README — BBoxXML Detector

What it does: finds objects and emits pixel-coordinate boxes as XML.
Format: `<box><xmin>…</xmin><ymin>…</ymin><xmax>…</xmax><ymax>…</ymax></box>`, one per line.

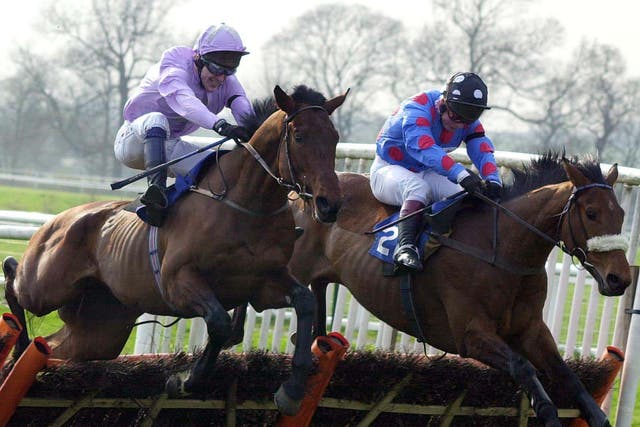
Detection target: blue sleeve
<box><xmin>402</xmin><ymin>101</ymin><xmax>466</xmax><ymax>182</ymax></box>
<box><xmin>464</xmin><ymin>123</ymin><xmax>501</xmax><ymax>184</ymax></box>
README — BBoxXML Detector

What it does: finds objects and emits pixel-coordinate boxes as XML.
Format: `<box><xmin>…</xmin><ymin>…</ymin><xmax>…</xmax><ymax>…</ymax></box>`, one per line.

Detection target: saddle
<box><xmin>124</xmin><ymin>149</ymin><xmax>231</xmax><ymax>223</ymax></box>
<box><xmin>368</xmin><ymin>193</ymin><xmax>468</xmax><ymax>277</ymax></box>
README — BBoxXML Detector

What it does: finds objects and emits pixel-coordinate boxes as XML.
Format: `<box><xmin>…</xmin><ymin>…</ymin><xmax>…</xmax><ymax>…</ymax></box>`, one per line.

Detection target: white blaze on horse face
<box><xmin>587</xmin><ymin>234</ymin><xmax>629</xmax><ymax>252</ymax></box>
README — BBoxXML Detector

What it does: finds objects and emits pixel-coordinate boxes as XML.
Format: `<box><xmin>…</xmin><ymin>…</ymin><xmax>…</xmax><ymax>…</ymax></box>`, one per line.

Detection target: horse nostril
<box><xmin>607</xmin><ymin>274</ymin><xmax>619</xmax><ymax>284</ymax></box>
<box><xmin>316</xmin><ymin>197</ymin><xmax>330</xmax><ymax>214</ymax></box>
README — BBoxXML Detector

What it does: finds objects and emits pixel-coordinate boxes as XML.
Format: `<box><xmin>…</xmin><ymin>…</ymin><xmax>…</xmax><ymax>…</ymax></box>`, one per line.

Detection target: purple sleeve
<box><xmin>223</xmin><ymin>78</ymin><xmax>255</xmax><ymax>126</ymax></box>
<box><xmin>157</xmin><ymin>56</ymin><xmax>219</xmax><ymax>130</ymax></box>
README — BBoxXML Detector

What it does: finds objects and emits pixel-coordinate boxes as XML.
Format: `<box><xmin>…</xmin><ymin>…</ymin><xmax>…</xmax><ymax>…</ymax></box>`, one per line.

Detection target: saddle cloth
<box><xmin>368</xmin><ymin>192</ymin><xmax>466</xmax><ymax>265</ymax></box>
<box><xmin>126</xmin><ymin>149</ymin><xmax>228</xmax><ymax>223</ymax></box>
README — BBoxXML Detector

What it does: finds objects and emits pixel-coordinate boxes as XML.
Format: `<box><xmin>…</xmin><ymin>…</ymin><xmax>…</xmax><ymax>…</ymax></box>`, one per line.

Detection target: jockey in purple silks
<box><xmin>114</xmin><ymin>23</ymin><xmax>255</xmax><ymax>227</ymax></box>
<box><xmin>370</xmin><ymin>72</ymin><xmax>502</xmax><ymax>272</ymax></box>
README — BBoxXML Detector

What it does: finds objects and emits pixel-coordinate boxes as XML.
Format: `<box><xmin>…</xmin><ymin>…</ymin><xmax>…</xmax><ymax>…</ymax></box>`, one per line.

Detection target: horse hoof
<box><xmin>3</xmin><ymin>256</ymin><xmax>18</xmax><ymax>278</ymax></box>
<box><xmin>165</xmin><ymin>372</ymin><xmax>189</xmax><ymax>398</ymax></box>
<box><xmin>274</xmin><ymin>385</ymin><xmax>302</xmax><ymax>416</ymax></box>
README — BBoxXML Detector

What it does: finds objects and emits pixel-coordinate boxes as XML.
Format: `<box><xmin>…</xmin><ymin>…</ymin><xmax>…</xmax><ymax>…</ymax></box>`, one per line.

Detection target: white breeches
<box><xmin>369</xmin><ymin>155</ymin><xmax>462</xmax><ymax>207</ymax></box>
<box><xmin>113</xmin><ymin>112</ymin><xmax>212</xmax><ymax>177</ymax></box>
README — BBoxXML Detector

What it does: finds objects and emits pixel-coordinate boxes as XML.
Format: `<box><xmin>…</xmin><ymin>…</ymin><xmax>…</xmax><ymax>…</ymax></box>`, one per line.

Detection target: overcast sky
<box><xmin>2</xmin><ymin>0</ymin><xmax>638</xmax><ymax>80</ymax></box>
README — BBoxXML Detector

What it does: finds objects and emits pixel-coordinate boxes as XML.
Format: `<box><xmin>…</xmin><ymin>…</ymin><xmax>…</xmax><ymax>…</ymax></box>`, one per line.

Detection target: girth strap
<box><xmin>432</xmin><ymin>233</ymin><xmax>545</xmax><ymax>276</ymax></box>
<box><xmin>399</xmin><ymin>273</ymin><xmax>428</xmax><ymax>343</ymax></box>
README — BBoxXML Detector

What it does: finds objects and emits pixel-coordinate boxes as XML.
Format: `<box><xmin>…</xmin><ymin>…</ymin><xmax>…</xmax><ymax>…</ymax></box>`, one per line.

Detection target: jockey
<box><xmin>370</xmin><ymin>72</ymin><xmax>502</xmax><ymax>272</ymax></box>
<box><xmin>114</xmin><ymin>23</ymin><xmax>255</xmax><ymax>227</ymax></box>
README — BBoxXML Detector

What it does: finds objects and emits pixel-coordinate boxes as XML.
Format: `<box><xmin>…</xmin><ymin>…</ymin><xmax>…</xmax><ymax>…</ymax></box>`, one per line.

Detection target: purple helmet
<box><xmin>194</xmin><ymin>24</ymin><xmax>249</xmax><ymax>69</ymax></box>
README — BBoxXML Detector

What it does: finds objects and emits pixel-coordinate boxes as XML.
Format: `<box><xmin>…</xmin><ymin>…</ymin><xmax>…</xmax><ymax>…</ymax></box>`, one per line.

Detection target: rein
<box><xmin>191</xmin><ymin>105</ymin><xmax>328</xmax><ymax>216</ymax></box>
<box><xmin>459</xmin><ymin>183</ymin><xmax>625</xmax><ymax>274</ymax></box>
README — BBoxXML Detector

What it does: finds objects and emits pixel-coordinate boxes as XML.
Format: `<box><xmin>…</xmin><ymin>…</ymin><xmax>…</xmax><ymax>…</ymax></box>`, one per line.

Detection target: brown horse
<box><xmin>284</xmin><ymin>153</ymin><xmax>630</xmax><ymax>427</ymax></box>
<box><xmin>3</xmin><ymin>85</ymin><xmax>348</xmax><ymax>415</ymax></box>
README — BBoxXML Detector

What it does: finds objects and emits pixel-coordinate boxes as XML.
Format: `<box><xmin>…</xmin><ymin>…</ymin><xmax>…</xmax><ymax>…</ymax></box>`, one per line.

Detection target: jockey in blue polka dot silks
<box><xmin>370</xmin><ymin>72</ymin><xmax>502</xmax><ymax>272</ymax></box>
<box><xmin>114</xmin><ymin>23</ymin><xmax>255</xmax><ymax>227</ymax></box>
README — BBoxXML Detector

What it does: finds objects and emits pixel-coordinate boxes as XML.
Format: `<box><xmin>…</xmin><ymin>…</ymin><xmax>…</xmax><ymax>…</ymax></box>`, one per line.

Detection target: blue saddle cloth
<box><xmin>135</xmin><ymin>151</ymin><xmax>220</xmax><ymax>224</ymax></box>
<box><xmin>368</xmin><ymin>193</ymin><xmax>466</xmax><ymax>265</ymax></box>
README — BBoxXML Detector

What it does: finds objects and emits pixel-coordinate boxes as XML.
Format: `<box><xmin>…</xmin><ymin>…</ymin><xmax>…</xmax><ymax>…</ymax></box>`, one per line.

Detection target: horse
<box><xmin>2</xmin><ymin>84</ymin><xmax>349</xmax><ymax>416</ymax></box>
<box><xmin>283</xmin><ymin>152</ymin><xmax>630</xmax><ymax>427</ymax></box>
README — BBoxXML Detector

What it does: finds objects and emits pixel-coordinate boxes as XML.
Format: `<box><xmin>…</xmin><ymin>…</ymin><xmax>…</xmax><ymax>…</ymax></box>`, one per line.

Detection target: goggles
<box><xmin>201</xmin><ymin>57</ymin><xmax>236</xmax><ymax>76</ymax></box>
<box><xmin>444</xmin><ymin>103</ymin><xmax>476</xmax><ymax>125</ymax></box>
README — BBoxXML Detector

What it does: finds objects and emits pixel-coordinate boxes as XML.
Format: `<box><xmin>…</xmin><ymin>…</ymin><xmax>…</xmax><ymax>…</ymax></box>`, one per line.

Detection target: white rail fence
<box><xmin>1</xmin><ymin>145</ymin><xmax>639</xmax><ymax>425</ymax></box>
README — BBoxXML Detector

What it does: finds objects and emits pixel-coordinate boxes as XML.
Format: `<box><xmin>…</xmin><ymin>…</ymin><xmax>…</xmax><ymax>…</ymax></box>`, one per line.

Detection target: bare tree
<box><xmin>0</xmin><ymin>75</ymin><xmax>54</xmax><ymax>171</ymax></box>
<box><xmin>261</xmin><ymin>3</ymin><xmax>406</xmax><ymax>140</ymax></box>
<box><xmin>578</xmin><ymin>42</ymin><xmax>640</xmax><ymax>161</ymax></box>
<box><xmin>430</xmin><ymin>0</ymin><xmax>561</xmax><ymax>94</ymax></box>
<box><xmin>15</xmin><ymin>0</ymin><xmax>178</xmax><ymax>176</ymax></box>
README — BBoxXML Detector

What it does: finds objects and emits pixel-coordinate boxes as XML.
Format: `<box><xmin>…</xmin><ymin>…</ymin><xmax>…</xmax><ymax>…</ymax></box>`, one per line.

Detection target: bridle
<box><xmin>190</xmin><ymin>105</ymin><xmax>330</xmax><ymax>216</ymax></box>
<box><xmin>554</xmin><ymin>183</ymin><xmax>628</xmax><ymax>267</ymax></box>
<box><xmin>470</xmin><ymin>182</ymin><xmax>628</xmax><ymax>273</ymax></box>
<box><xmin>430</xmin><ymin>183</ymin><xmax>627</xmax><ymax>277</ymax></box>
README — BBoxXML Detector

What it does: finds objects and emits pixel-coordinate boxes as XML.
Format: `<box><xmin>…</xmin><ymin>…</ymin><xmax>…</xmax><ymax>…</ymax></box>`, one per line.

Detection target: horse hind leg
<box><xmin>49</xmin><ymin>281</ymin><xmax>140</xmax><ymax>361</ymax></box>
<box><xmin>3</xmin><ymin>256</ymin><xmax>30</xmax><ymax>357</ymax></box>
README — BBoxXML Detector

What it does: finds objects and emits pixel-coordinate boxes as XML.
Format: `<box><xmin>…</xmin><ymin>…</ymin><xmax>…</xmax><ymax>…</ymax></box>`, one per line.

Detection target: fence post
<box><xmin>614</xmin><ymin>266</ymin><xmax>640</xmax><ymax>427</ymax></box>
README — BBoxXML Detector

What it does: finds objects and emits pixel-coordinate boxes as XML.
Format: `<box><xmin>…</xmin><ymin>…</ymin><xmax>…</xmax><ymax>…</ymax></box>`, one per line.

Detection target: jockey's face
<box><xmin>441</xmin><ymin>105</ymin><xmax>467</xmax><ymax>131</ymax></box>
<box><xmin>200</xmin><ymin>66</ymin><xmax>227</xmax><ymax>91</ymax></box>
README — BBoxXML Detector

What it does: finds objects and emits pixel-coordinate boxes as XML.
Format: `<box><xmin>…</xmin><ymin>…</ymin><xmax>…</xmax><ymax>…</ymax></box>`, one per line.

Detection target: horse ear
<box><xmin>562</xmin><ymin>159</ymin><xmax>589</xmax><ymax>187</ymax></box>
<box><xmin>274</xmin><ymin>85</ymin><xmax>295</xmax><ymax>115</ymax></box>
<box><xmin>604</xmin><ymin>163</ymin><xmax>618</xmax><ymax>186</ymax></box>
<box><xmin>324</xmin><ymin>88</ymin><xmax>350</xmax><ymax>115</ymax></box>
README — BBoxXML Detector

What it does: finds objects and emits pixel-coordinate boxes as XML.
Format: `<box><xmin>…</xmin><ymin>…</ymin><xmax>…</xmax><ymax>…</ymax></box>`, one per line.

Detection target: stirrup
<box><xmin>393</xmin><ymin>244</ymin><xmax>423</xmax><ymax>272</ymax></box>
<box><xmin>140</xmin><ymin>184</ymin><xmax>168</xmax><ymax>209</ymax></box>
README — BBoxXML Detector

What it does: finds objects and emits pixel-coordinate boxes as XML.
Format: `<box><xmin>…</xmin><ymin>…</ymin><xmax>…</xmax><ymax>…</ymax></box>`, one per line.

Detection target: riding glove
<box><xmin>485</xmin><ymin>181</ymin><xmax>502</xmax><ymax>202</ymax></box>
<box><xmin>458</xmin><ymin>170</ymin><xmax>484</xmax><ymax>195</ymax></box>
<box><xmin>213</xmin><ymin>119</ymin><xmax>251</xmax><ymax>142</ymax></box>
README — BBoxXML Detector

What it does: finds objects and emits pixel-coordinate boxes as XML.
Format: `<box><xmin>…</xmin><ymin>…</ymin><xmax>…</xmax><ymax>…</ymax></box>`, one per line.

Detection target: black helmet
<box><xmin>443</xmin><ymin>72</ymin><xmax>491</xmax><ymax>122</ymax></box>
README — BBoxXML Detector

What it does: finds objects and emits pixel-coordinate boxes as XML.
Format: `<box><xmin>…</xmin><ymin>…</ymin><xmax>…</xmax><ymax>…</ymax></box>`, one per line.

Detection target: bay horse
<box><xmin>285</xmin><ymin>153</ymin><xmax>630</xmax><ymax>427</ymax></box>
<box><xmin>3</xmin><ymin>85</ymin><xmax>348</xmax><ymax>416</ymax></box>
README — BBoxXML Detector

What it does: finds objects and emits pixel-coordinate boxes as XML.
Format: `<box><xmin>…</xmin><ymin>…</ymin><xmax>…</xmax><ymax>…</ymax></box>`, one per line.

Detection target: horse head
<box><xmin>273</xmin><ymin>85</ymin><xmax>349</xmax><ymax>223</ymax></box>
<box><xmin>560</xmin><ymin>160</ymin><xmax>631</xmax><ymax>296</ymax></box>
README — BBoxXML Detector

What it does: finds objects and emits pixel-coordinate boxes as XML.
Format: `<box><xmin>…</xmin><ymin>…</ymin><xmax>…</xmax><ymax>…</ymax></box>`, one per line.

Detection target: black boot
<box><xmin>140</xmin><ymin>127</ymin><xmax>168</xmax><ymax>227</ymax></box>
<box><xmin>393</xmin><ymin>200</ymin><xmax>426</xmax><ymax>272</ymax></box>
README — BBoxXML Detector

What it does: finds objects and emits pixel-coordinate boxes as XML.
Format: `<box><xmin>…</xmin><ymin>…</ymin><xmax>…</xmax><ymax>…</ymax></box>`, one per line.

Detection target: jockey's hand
<box><xmin>485</xmin><ymin>181</ymin><xmax>502</xmax><ymax>202</ymax></box>
<box><xmin>213</xmin><ymin>119</ymin><xmax>251</xmax><ymax>142</ymax></box>
<box><xmin>458</xmin><ymin>170</ymin><xmax>484</xmax><ymax>195</ymax></box>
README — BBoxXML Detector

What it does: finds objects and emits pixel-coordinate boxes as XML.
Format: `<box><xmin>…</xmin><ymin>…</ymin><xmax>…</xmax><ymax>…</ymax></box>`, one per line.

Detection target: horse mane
<box><xmin>502</xmin><ymin>150</ymin><xmax>605</xmax><ymax>201</ymax></box>
<box><xmin>240</xmin><ymin>85</ymin><xmax>328</xmax><ymax>136</ymax></box>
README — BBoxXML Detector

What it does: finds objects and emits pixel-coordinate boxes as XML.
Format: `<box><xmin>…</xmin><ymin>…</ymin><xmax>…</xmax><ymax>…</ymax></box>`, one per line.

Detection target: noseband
<box><xmin>556</xmin><ymin>183</ymin><xmax>628</xmax><ymax>267</ymax></box>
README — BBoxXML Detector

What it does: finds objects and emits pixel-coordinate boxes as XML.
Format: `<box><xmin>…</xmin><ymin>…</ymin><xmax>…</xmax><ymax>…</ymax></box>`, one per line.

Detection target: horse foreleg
<box><xmin>223</xmin><ymin>303</ymin><xmax>248</xmax><ymax>349</ymax></box>
<box><xmin>2</xmin><ymin>257</ymin><xmax>30</xmax><ymax>357</ymax></box>
<box><xmin>274</xmin><ymin>280</ymin><xmax>315</xmax><ymax>416</ymax></box>
<box><xmin>520</xmin><ymin>326</ymin><xmax>611</xmax><ymax>427</ymax></box>
<box><xmin>461</xmin><ymin>326</ymin><xmax>562</xmax><ymax>427</ymax></box>
<box><xmin>311</xmin><ymin>280</ymin><xmax>329</xmax><ymax>337</ymax></box>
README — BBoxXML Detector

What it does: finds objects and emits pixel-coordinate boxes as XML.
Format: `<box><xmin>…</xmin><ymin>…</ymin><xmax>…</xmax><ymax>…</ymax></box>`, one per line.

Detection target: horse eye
<box><xmin>586</xmin><ymin>208</ymin><xmax>597</xmax><ymax>220</ymax></box>
<box><xmin>294</xmin><ymin>134</ymin><xmax>304</xmax><ymax>143</ymax></box>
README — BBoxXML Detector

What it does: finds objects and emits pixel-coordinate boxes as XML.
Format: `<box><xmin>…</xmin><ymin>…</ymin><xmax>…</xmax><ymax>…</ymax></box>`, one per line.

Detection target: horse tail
<box><xmin>2</xmin><ymin>257</ymin><xmax>30</xmax><ymax>357</ymax></box>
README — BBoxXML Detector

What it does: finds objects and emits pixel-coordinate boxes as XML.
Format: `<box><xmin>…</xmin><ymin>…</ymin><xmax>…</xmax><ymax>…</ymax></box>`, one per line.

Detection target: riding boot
<box><xmin>393</xmin><ymin>200</ymin><xmax>426</xmax><ymax>272</ymax></box>
<box><xmin>140</xmin><ymin>127</ymin><xmax>168</xmax><ymax>227</ymax></box>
